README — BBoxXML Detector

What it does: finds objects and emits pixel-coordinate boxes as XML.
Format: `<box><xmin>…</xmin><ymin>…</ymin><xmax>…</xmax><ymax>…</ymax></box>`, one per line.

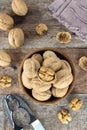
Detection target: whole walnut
<box><xmin>43</xmin><ymin>50</ymin><xmax>57</xmax><ymax>59</ymax></box>
<box><xmin>54</xmin><ymin>69</ymin><xmax>73</xmax><ymax>89</ymax></box>
<box><xmin>12</xmin><ymin>0</ymin><xmax>28</xmax><ymax>16</ymax></box>
<box><xmin>0</xmin><ymin>50</ymin><xmax>11</xmax><ymax>67</ymax></box>
<box><xmin>0</xmin><ymin>13</ymin><xmax>14</xmax><ymax>31</ymax></box>
<box><xmin>32</xmin><ymin>90</ymin><xmax>52</xmax><ymax>101</ymax></box>
<box><xmin>23</xmin><ymin>58</ymin><xmax>40</xmax><ymax>78</ymax></box>
<box><xmin>8</xmin><ymin>28</ymin><xmax>24</xmax><ymax>48</ymax></box>
<box><xmin>52</xmin><ymin>86</ymin><xmax>69</xmax><ymax>97</ymax></box>
<box><xmin>43</xmin><ymin>57</ymin><xmax>62</xmax><ymax>72</ymax></box>
<box><xmin>79</xmin><ymin>56</ymin><xmax>87</xmax><ymax>71</ymax></box>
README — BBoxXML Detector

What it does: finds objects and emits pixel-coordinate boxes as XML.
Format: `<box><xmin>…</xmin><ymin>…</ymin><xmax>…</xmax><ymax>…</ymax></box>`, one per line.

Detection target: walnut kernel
<box><xmin>36</xmin><ymin>23</ymin><xmax>48</xmax><ymax>35</ymax></box>
<box><xmin>58</xmin><ymin>109</ymin><xmax>72</xmax><ymax>124</ymax></box>
<box><xmin>0</xmin><ymin>75</ymin><xmax>12</xmax><ymax>88</ymax></box>
<box><xmin>69</xmin><ymin>98</ymin><xmax>82</xmax><ymax>111</ymax></box>
<box><xmin>39</xmin><ymin>66</ymin><xmax>55</xmax><ymax>82</ymax></box>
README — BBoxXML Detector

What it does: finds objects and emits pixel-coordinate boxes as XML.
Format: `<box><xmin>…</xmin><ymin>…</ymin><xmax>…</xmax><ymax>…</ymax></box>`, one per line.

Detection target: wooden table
<box><xmin>0</xmin><ymin>0</ymin><xmax>87</xmax><ymax>130</ymax></box>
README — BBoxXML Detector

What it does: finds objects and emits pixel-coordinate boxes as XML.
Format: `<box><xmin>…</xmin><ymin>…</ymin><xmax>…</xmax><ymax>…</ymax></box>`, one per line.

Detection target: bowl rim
<box><xmin>18</xmin><ymin>48</ymin><xmax>75</xmax><ymax>105</ymax></box>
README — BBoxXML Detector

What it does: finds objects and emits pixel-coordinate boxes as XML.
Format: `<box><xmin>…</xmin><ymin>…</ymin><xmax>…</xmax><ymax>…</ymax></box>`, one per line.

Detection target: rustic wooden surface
<box><xmin>0</xmin><ymin>0</ymin><xmax>87</xmax><ymax>49</ymax></box>
<box><xmin>0</xmin><ymin>0</ymin><xmax>87</xmax><ymax>130</ymax></box>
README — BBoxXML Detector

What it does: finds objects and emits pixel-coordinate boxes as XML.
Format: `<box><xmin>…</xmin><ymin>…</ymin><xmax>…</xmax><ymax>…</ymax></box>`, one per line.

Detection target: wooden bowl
<box><xmin>18</xmin><ymin>48</ymin><xmax>75</xmax><ymax>104</ymax></box>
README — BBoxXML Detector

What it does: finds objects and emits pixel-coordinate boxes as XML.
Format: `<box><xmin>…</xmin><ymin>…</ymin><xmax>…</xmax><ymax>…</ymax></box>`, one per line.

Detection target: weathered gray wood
<box><xmin>0</xmin><ymin>0</ymin><xmax>87</xmax><ymax>49</ymax></box>
<box><xmin>1</xmin><ymin>94</ymin><xmax>87</xmax><ymax>130</ymax></box>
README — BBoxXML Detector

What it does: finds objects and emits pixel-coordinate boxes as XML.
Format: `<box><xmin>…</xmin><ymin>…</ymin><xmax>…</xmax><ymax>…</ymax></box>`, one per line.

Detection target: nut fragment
<box><xmin>8</xmin><ymin>28</ymin><xmax>24</xmax><ymax>48</ymax></box>
<box><xmin>58</xmin><ymin>109</ymin><xmax>72</xmax><ymax>124</ymax></box>
<box><xmin>36</xmin><ymin>23</ymin><xmax>48</xmax><ymax>35</ymax></box>
<box><xmin>0</xmin><ymin>75</ymin><xmax>12</xmax><ymax>88</ymax></box>
<box><xmin>56</xmin><ymin>32</ymin><xmax>71</xmax><ymax>44</ymax></box>
<box><xmin>39</xmin><ymin>66</ymin><xmax>55</xmax><ymax>82</ymax></box>
<box><xmin>69</xmin><ymin>98</ymin><xmax>82</xmax><ymax>111</ymax></box>
<box><xmin>0</xmin><ymin>13</ymin><xmax>14</xmax><ymax>31</ymax></box>
<box><xmin>79</xmin><ymin>56</ymin><xmax>87</xmax><ymax>71</ymax></box>
<box><xmin>12</xmin><ymin>0</ymin><xmax>28</xmax><ymax>16</ymax></box>
<box><xmin>0</xmin><ymin>50</ymin><xmax>11</xmax><ymax>67</ymax></box>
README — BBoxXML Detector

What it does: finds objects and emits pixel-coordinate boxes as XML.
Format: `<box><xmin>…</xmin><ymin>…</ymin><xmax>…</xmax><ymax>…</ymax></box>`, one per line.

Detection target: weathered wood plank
<box><xmin>1</xmin><ymin>94</ymin><xmax>87</xmax><ymax>130</ymax></box>
<box><xmin>0</xmin><ymin>0</ymin><xmax>87</xmax><ymax>49</ymax></box>
<box><xmin>0</xmin><ymin>48</ymin><xmax>87</xmax><ymax>95</ymax></box>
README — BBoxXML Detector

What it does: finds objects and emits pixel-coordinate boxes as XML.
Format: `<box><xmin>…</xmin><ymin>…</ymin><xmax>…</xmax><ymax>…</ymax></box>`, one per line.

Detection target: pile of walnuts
<box><xmin>0</xmin><ymin>0</ymin><xmax>28</xmax><ymax>48</ymax></box>
<box><xmin>21</xmin><ymin>50</ymin><xmax>74</xmax><ymax>101</ymax></box>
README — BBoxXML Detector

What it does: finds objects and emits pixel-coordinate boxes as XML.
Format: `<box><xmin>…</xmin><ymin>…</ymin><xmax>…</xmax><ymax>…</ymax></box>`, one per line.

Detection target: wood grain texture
<box><xmin>0</xmin><ymin>0</ymin><xmax>87</xmax><ymax>49</ymax></box>
<box><xmin>1</xmin><ymin>94</ymin><xmax>87</xmax><ymax>130</ymax></box>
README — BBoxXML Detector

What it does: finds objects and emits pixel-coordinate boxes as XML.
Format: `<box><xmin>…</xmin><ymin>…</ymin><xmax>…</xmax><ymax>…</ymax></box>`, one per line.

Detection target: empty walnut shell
<box><xmin>36</xmin><ymin>23</ymin><xmax>48</xmax><ymax>35</ymax></box>
<box><xmin>31</xmin><ymin>53</ymin><xmax>43</xmax><ymax>64</ymax></box>
<box><xmin>79</xmin><ymin>56</ymin><xmax>87</xmax><ymax>71</ymax></box>
<box><xmin>12</xmin><ymin>0</ymin><xmax>28</xmax><ymax>16</ymax></box>
<box><xmin>56</xmin><ymin>32</ymin><xmax>71</xmax><ymax>44</ymax></box>
<box><xmin>31</xmin><ymin>78</ymin><xmax>51</xmax><ymax>92</ymax></box>
<box><xmin>0</xmin><ymin>13</ymin><xmax>14</xmax><ymax>31</ymax></box>
<box><xmin>8</xmin><ymin>28</ymin><xmax>24</xmax><ymax>48</ymax></box>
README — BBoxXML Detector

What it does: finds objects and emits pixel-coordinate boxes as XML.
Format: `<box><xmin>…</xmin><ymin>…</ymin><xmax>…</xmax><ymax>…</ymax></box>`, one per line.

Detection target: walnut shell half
<box><xmin>79</xmin><ymin>56</ymin><xmax>87</xmax><ymax>71</ymax></box>
<box><xmin>56</xmin><ymin>32</ymin><xmax>71</xmax><ymax>44</ymax></box>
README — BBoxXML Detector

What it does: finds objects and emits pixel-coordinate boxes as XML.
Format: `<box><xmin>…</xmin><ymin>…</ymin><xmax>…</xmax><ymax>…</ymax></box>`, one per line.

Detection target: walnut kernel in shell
<box><xmin>56</xmin><ymin>32</ymin><xmax>71</xmax><ymax>44</ymax></box>
<box><xmin>36</xmin><ymin>23</ymin><xmax>48</xmax><ymax>35</ymax></box>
